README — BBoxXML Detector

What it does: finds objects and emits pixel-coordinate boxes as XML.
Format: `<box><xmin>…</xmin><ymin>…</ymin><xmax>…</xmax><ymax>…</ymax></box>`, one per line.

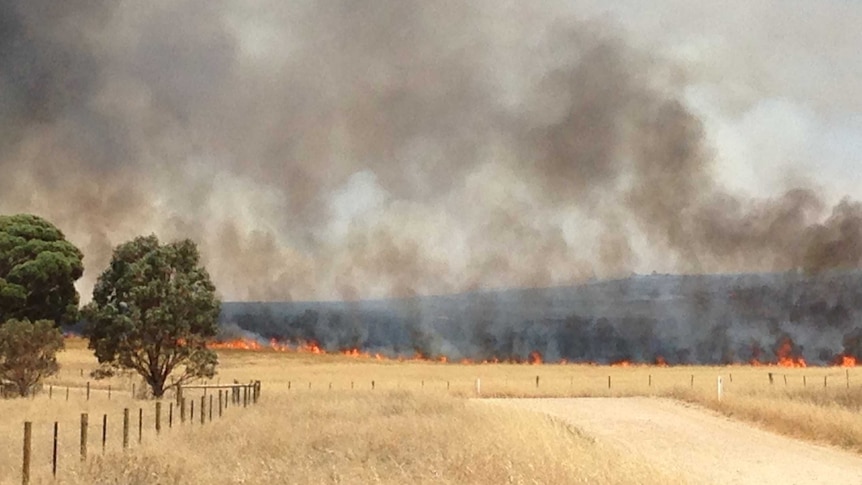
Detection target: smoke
<box><xmin>223</xmin><ymin>271</ymin><xmax>862</xmax><ymax>365</ymax></box>
<box><xmin>1</xmin><ymin>0</ymin><xmax>861</xmax><ymax>304</ymax></box>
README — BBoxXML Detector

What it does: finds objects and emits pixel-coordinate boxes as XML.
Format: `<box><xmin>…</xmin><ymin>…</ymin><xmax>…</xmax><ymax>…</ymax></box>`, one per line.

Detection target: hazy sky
<box><xmin>1</xmin><ymin>1</ymin><xmax>860</xmax><ymax>301</ymax></box>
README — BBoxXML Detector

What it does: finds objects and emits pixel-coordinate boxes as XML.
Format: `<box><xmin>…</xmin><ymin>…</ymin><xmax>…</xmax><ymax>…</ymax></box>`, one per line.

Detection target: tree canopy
<box><xmin>82</xmin><ymin>235</ymin><xmax>220</xmax><ymax>397</ymax></box>
<box><xmin>0</xmin><ymin>319</ymin><xmax>64</xmax><ymax>396</ymax></box>
<box><xmin>0</xmin><ymin>214</ymin><xmax>84</xmax><ymax>326</ymax></box>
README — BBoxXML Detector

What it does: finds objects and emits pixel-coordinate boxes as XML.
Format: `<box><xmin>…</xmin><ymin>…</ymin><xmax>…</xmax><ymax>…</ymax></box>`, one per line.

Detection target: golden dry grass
<box><xmin>2</xmin><ymin>341</ymin><xmax>862</xmax><ymax>484</ymax></box>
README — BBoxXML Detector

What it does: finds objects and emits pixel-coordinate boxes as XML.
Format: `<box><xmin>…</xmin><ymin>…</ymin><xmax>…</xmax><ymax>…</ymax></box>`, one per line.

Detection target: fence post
<box><xmin>155</xmin><ymin>402</ymin><xmax>162</xmax><ymax>434</ymax></box>
<box><xmin>169</xmin><ymin>402</ymin><xmax>174</xmax><ymax>428</ymax></box>
<box><xmin>847</xmin><ymin>369</ymin><xmax>851</xmax><ymax>389</ymax></box>
<box><xmin>690</xmin><ymin>375</ymin><xmax>694</xmax><ymax>388</ymax></box>
<box><xmin>535</xmin><ymin>375</ymin><xmax>540</xmax><ymax>388</ymax></box>
<box><xmin>209</xmin><ymin>395</ymin><xmax>213</xmax><ymax>422</ymax></box>
<box><xmin>218</xmin><ymin>390</ymin><xmax>223</xmax><ymax>417</ymax></box>
<box><xmin>22</xmin><ymin>422</ymin><xmax>32</xmax><ymax>485</ymax></box>
<box><xmin>108</xmin><ymin>384</ymin><xmax>112</xmax><ymax>400</ymax></box>
<box><xmin>608</xmin><ymin>376</ymin><xmax>612</xmax><ymax>389</ymax></box>
<box><xmin>66</xmin><ymin>387</ymin><xmax>69</xmax><ymax>401</ymax></box>
<box><xmin>803</xmin><ymin>375</ymin><xmax>807</xmax><ymax>387</ymax></box>
<box><xmin>80</xmin><ymin>413</ymin><xmax>88</xmax><ymax>461</ymax></box>
<box><xmin>52</xmin><ymin>422</ymin><xmax>58</xmax><ymax>477</ymax></box>
<box><xmin>123</xmin><ymin>409</ymin><xmax>130</xmax><ymax>449</ymax></box>
<box><xmin>101</xmin><ymin>414</ymin><xmax>107</xmax><ymax>453</ymax></box>
<box><xmin>768</xmin><ymin>372</ymin><xmax>774</xmax><ymax>385</ymax></box>
<box><xmin>200</xmin><ymin>396</ymin><xmax>206</xmax><ymax>425</ymax></box>
<box><xmin>49</xmin><ymin>385</ymin><xmax>53</xmax><ymax>399</ymax></box>
<box><xmin>86</xmin><ymin>381</ymin><xmax>90</xmax><ymax>400</ymax></box>
<box><xmin>138</xmin><ymin>408</ymin><xmax>142</xmax><ymax>444</ymax></box>
<box><xmin>649</xmin><ymin>374</ymin><xmax>652</xmax><ymax>387</ymax></box>
<box><xmin>824</xmin><ymin>376</ymin><xmax>828</xmax><ymax>388</ymax></box>
<box><xmin>371</xmin><ymin>380</ymin><xmax>375</xmax><ymax>391</ymax></box>
<box><xmin>181</xmin><ymin>398</ymin><xmax>187</xmax><ymax>423</ymax></box>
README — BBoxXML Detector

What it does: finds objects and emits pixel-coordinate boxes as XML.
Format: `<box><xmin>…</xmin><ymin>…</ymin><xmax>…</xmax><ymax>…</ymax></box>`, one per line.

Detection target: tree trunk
<box><xmin>150</xmin><ymin>376</ymin><xmax>166</xmax><ymax>398</ymax></box>
<box><xmin>14</xmin><ymin>379</ymin><xmax>30</xmax><ymax>397</ymax></box>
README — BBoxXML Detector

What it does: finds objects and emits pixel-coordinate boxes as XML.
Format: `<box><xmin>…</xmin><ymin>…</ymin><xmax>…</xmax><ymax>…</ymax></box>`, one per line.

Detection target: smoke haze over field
<box><xmin>2</xmin><ymin>1</ymin><xmax>862</xmax><ymax>301</ymax></box>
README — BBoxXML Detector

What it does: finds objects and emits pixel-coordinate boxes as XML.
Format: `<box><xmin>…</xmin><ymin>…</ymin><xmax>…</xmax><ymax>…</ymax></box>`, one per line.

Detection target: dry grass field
<box><xmin>2</xmin><ymin>339</ymin><xmax>862</xmax><ymax>484</ymax></box>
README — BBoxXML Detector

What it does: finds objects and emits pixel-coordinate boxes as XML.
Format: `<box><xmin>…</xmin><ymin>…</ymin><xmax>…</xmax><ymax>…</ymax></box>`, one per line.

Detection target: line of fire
<box><xmin>205</xmin><ymin>336</ymin><xmax>856</xmax><ymax>368</ymax></box>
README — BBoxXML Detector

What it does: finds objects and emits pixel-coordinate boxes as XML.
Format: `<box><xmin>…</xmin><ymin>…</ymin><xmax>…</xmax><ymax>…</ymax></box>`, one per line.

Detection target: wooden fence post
<box><xmin>218</xmin><ymin>390</ymin><xmax>223</xmax><ymax>417</ymax></box>
<box><xmin>190</xmin><ymin>399</ymin><xmax>195</xmax><ymax>421</ymax></box>
<box><xmin>86</xmin><ymin>381</ymin><xmax>90</xmax><ymax>400</ymax></box>
<box><xmin>169</xmin><ymin>402</ymin><xmax>174</xmax><ymax>428</ymax></box>
<box><xmin>80</xmin><ymin>413</ymin><xmax>88</xmax><ymax>461</ymax></box>
<box><xmin>535</xmin><ymin>375</ymin><xmax>540</xmax><ymax>388</ymax></box>
<box><xmin>803</xmin><ymin>375</ymin><xmax>807</xmax><ymax>387</ymax></box>
<box><xmin>649</xmin><ymin>374</ymin><xmax>652</xmax><ymax>387</ymax></box>
<box><xmin>138</xmin><ymin>408</ymin><xmax>142</xmax><ymax>444</ymax></box>
<box><xmin>690</xmin><ymin>375</ymin><xmax>694</xmax><ymax>388</ymax></box>
<box><xmin>847</xmin><ymin>369</ymin><xmax>851</xmax><ymax>389</ymax></box>
<box><xmin>65</xmin><ymin>387</ymin><xmax>69</xmax><ymax>401</ymax></box>
<box><xmin>155</xmin><ymin>402</ymin><xmax>162</xmax><ymax>434</ymax></box>
<box><xmin>49</xmin><ymin>385</ymin><xmax>52</xmax><ymax>399</ymax></box>
<box><xmin>768</xmin><ymin>372</ymin><xmax>774</xmax><ymax>385</ymax></box>
<box><xmin>52</xmin><ymin>422</ymin><xmax>58</xmax><ymax>477</ymax></box>
<box><xmin>181</xmin><ymin>398</ymin><xmax>187</xmax><ymax>423</ymax></box>
<box><xmin>824</xmin><ymin>376</ymin><xmax>828</xmax><ymax>388</ymax></box>
<box><xmin>371</xmin><ymin>380</ymin><xmax>375</xmax><ymax>390</ymax></box>
<box><xmin>123</xmin><ymin>409</ymin><xmax>130</xmax><ymax>449</ymax></box>
<box><xmin>209</xmin><ymin>395</ymin><xmax>213</xmax><ymax>422</ymax></box>
<box><xmin>22</xmin><ymin>422</ymin><xmax>31</xmax><ymax>485</ymax></box>
<box><xmin>108</xmin><ymin>385</ymin><xmax>112</xmax><ymax>400</ymax></box>
<box><xmin>200</xmin><ymin>396</ymin><xmax>206</xmax><ymax>425</ymax></box>
<box><xmin>608</xmin><ymin>376</ymin><xmax>612</xmax><ymax>389</ymax></box>
<box><xmin>101</xmin><ymin>414</ymin><xmax>107</xmax><ymax>453</ymax></box>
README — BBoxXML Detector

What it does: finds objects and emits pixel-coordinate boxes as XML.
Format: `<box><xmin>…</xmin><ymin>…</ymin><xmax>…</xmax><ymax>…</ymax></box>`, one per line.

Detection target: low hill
<box><xmin>220</xmin><ymin>271</ymin><xmax>862</xmax><ymax>365</ymax></box>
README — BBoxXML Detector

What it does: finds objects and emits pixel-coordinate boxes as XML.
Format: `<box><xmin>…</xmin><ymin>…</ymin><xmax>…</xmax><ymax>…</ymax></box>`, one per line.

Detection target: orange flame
<box><xmin>528</xmin><ymin>351</ymin><xmax>543</xmax><ymax>365</ymax></box>
<box><xmin>834</xmin><ymin>354</ymin><xmax>857</xmax><ymax>367</ymax></box>
<box><xmin>775</xmin><ymin>338</ymin><xmax>806</xmax><ymax>368</ymax></box>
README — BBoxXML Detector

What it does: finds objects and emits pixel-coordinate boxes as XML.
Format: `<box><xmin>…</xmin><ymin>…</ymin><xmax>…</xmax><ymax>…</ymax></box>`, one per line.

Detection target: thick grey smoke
<box><xmin>1</xmin><ymin>0</ymin><xmax>861</xmax><ymax>305</ymax></box>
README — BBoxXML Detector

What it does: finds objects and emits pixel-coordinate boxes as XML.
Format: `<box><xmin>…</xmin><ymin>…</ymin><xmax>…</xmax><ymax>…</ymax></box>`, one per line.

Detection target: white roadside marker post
<box><xmin>475</xmin><ymin>378</ymin><xmax>481</xmax><ymax>396</ymax></box>
<box><xmin>717</xmin><ymin>376</ymin><xmax>723</xmax><ymax>402</ymax></box>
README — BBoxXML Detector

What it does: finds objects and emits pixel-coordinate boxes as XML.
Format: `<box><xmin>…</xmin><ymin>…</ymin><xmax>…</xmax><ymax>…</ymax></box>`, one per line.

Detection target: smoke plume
<box><xmin>1</xmin><ymin>0</ymin><xmax>861</xmax><ymax>305</ymax></box>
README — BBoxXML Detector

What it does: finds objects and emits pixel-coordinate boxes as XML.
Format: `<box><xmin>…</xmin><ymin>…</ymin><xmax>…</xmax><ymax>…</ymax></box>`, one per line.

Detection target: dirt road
<box><xmin>485</xmin><ymin>397</ymin><xmax>862</xmax><ymax>484</ymax></box>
